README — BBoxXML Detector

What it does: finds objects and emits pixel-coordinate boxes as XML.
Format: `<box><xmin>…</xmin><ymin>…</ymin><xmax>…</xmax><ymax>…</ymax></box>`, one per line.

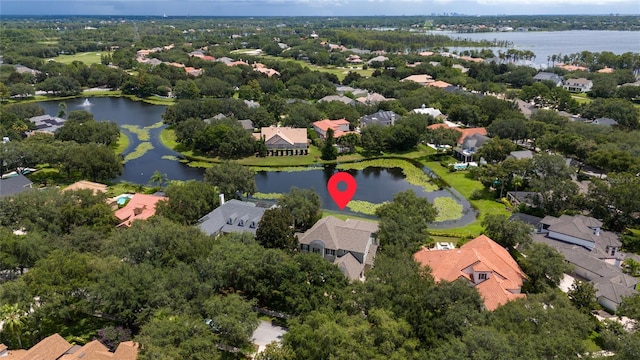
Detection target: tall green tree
<box><xmin>481</xmin><ymin>214</ymin><xmax>533</xmax><ymax>250</ymax></box>
<box><xmin>567</xmin><ymin>280</ymin><xmax>599</xmax><ymax>314</ymax></box>
<box><xmin>155</xmin><ymin>181</ymin><xmax>219</xmax><ymax>225</ymax></box>
<box><xmin>475</xmin><ymin>137</ymin><xmax>517</xmax><ymax>164</ymax></box>
<box><xmin>203</xmin><ymin>294</ymin><xmax>259</xmax><ymax>349</ymax></box>
<box><xmin>375</xmin><ymin>190</ymin><xmax>437</xmax><ymax>253</ymax></box>
<box><xmin>256</xmin><ymin>207</ymin><xmax>297</xmax><ymax>251</ymax></box>
<box><xmin>277</xmin><ymin>187</ymin><xmax>322</xmax><ymax>231</ymax></box>
<box><xmin>0</xmin><ymin>303</ymin><xmax>24</xmax><ymax>348</ymax></box>
<box><xmin>520</xmin><ymin>243</ymin><xmax>571</xmax><ymax>293</ymax></box>
<box><xmin>136</xmin><ymin>312</ymin><xmax>221</xmax><ymax>360</ymax></box>
<box><xmin>204</xmin><ymin>161</ymin><xmax>256</xmax><ymax>200</ymax></box>
<box><xmin>321</xmin><ymin>128</ymin><xmax>338</xmax><ymax>160</ymax></box>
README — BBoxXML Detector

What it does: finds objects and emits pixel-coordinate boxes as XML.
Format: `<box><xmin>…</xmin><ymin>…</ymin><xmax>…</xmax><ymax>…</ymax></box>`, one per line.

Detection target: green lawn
<box><xmin>571</xmin><ymin>93</ymin><xmax>593</xmax><ymax>104</ymax></box>
<box><xmin>322</xmin><ymin>210</ymin><xmax>378</xmax><ymax>223</ymax></box>
<box><xmin>50</xmin><ymin>51</ymin><xmax>110</xmax><ymax>65</ymax></box>
<box><xmin>161</xmin><ymin>129</ymin><xmax>435</xmax><ymax>168</ymax></box>
<box><xmin>113</xmin><ymin>132</ymin><xmax>130</xmax><ymax>155</ymax></box>
<box><xmin>422</xmin><ymin>158</ymin><xmax>509</xmax><ymax>237</ymax></box>
<box><xmin>259</xmin><ymin>55</ymin><xmax>374</xmax><ymax>81</ymax></box>
<box><xmin>431</xmin><ymin>235</ymin><xmax>463</xmax><ymax>246</ymax></box>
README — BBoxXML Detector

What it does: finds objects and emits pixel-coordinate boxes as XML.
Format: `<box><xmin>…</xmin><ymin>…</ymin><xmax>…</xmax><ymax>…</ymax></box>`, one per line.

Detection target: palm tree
<box><xmin>1</xmin><ymin>304</ymin><xmax>24</xmax><ymax>348</ymax></box>
<box><xmin>148</xmin><ymin>170</ymin><xmax>168</xmax><ymax>188</ymax></box>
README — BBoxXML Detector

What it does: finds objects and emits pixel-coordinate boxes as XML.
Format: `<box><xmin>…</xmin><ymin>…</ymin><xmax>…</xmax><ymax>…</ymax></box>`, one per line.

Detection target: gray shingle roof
<box><xmin>334</xmin><ymin>253</ymin><xmax>363</xmax><ymax>281</ymax></box>
<box><xmin>509</xmin><ymin>150</ymin><xmax>534</xmax><ymax>160</ymax></box>
<box><xmin>533</xmin><ymin>72</ymin><xmax>562</xmax><ymax>84</ymax></box>
<box><xmin>533</xmin><ymin>234</ymin><xmax>638</xmax><ymax>306</ymax></box>
<box><xmin>359</xmin><ymin>110</ymin><xmax>400</xmax><ymax>127</ymax></box>
<box><xmin>543</xmin><ymin>214</ymin><xmax>620</xmax><ymax>248</ymax></box>
<box><xmin>238</xmin><ymin>120</ymin><xmax>254</xmax><ymax>131</ymax></box>
<box><xmin>29</xmin><ymin>114</ymin><xmax>66</xmax><ymax>133</ymax></box>
<box><xmin>318</xmin><ymin>95</ymin><xmax>355</xmax><ymax>105</ymax></box>
<box><xmin>297</xmin><ymin>216</ymin><xmax>378</xmax><ymax>254</ymax></box>
<box><xmin>198</xmin><ymin>199</ymin><xmax>271</xmax><ymax>235</ymax></box>
<box><xmin>0</xmin><ymin>174</ymin><xmax>33</xmax><ymax>197</ymax></box>
<box><xmin>509</xmin><ymin>213</ymin><xmax>543</xmax><ymax>227</ymax></box>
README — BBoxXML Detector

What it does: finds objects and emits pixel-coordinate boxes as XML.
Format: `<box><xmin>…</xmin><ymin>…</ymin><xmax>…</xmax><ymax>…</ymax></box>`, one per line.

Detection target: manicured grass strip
<box><xmin>322</xmin><ymin>210</ymin><xmax>378</xmax><ymax>223</ymax></box>
<box><xmin>160</xmin><ymin>128</ymin><xmax>179</xmax><ymax>150</ymax></box>
<box><xmin>113</xmin><ymin>132</ymin><xmax>129</xmax><ymax>155</ymax></box>
<box><xmin>50</xmin><ymin>51</ymin><xmax>109</xmax><ymax>65</ymax></box>
<box><xmin>124</xmin><ymin>142</ymin><xmax>154</xmax><ymax>162</ymax></box>
<box><xmin>346</xmin><ymin>200</ymin><xmax>385</xmax><ymax>216</ymax></box>
<box><xmin>422</xmin><ymin>158</ymin><xmax>510</xmax><ymax>237</ymax></box>
<box><xmin>430</xmin><ymin>235</ymin><xmax>462</xmax><ymax>246</ymax></box>
<box><xmin>433</xmin><ymin>196</ymin><xmax>464</xmax><ymax>222</ymax></box>
<box><xmin>337</xmin><ymin>158</ymin><xmax>438</xmax><ymax>192</ymax></box>
<box><xmin>250</xmin><ymin>166</ymin><xmax>323</xmax><ymax>173</ymax></box>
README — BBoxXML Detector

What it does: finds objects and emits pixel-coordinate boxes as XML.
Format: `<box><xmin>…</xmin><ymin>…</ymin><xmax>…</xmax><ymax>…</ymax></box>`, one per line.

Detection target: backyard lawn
<box><xmin>50</xmin><ymin>51</ymin><xmax>109</xmax><ymax>65</ymax></box>
<box><xmin>257</xmin><ymin>54</ymin><xmax>374</xmax><ymax>81</ymax></box>
<box><xmin>423</xmin><ymin>158</ymin><xmax>510</xmax><ymax>238</ymax></box>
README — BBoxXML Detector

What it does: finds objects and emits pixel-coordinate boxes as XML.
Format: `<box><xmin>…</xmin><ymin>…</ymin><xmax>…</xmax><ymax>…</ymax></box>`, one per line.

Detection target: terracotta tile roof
<box><xmin>256</xmin><ymin>126</ymin><xmax>308</xmax><ymax>146</ymax></box>
<box><xmin>400</xmin><ymin>74</ymin><xmax>434</xmax><ymax>85</ymax></box>
<box><xmin>5</xmin><ymin>335</ymin><xmax>139</xmax><ymax>360</ymax></box>
<box><xmin>63</xmin><ymin>180</ymin><xmax>108</xmax><ymax>195</ymax></box>
<box><xmin>556</xmin><ymin>63</ymin><xmax>588</xmax><ymax>72</ymax></box>
<box><xmin>425</xmin><ymin>80</ymin><xmax>452</xmax><ymax>88</ymax></box>
<box><xmin>226</xmin><ymin>60</ymin><xmax>249</xmax><ymax>67</ymax></box>
<box><xmin>113</xmin><ymin>341</ymin><xmax>139</xmax><ymax>359</ymax></box>
<box><xmin>597</xmin><ymin>67</ymin><xmax>614</xmax><ymax>73</ymax></box>
<box><xmin>413</xmin><ymin>235</ymin><xmax>527</xmax><ymax>311</ymax></box>
<box><xmin>9</xmin><ymin>333</ymin><xmax>71</xmax><ymax>360</ymax></box>
<box><xmin>59</xmin><ymin>340</ymin><xmax>110</xmax><ymax>360</ymax></box>
<box><xmin>312</xmin><ymin>119</ymin><xmax>354</xmax><ymax>137</ymax></box>
<box><xmin>115</xmin><ymin>193</ymin><xmax>168</xmax><ymax>227</ymax></box>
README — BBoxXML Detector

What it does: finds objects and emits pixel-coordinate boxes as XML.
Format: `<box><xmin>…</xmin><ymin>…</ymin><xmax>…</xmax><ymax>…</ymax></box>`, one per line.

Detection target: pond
<box><xmin>37</xmin><ymin>97</ymin><xmax>476</xmax><ymax>226</ymax></box>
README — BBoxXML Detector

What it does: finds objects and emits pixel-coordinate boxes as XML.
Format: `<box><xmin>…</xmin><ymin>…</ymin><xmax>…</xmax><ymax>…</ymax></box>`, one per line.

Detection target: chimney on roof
<box><xmin>219</xmin><ymin>193</ymin><xmax>225</xmax><ymax>205</ymax></box>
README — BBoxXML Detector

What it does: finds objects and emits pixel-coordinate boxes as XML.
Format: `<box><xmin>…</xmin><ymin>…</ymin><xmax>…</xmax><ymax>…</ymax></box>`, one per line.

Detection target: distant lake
<box><xmin>435</xmin><ymin>30</ymin><xmax>639</xmax><ymax>67</ymax></box>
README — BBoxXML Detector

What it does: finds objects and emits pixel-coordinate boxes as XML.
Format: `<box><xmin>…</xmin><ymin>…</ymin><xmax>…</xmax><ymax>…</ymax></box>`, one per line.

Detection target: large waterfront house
<box><xmin>533</xmin><ymin>214</ymin><xmax>638</xmax><ymax>312</ymax></box>
<box><xmin>253</xmin><ymin>126</ymin><xmax>308</xmax><ymax>156</ymax></box>
<box><xmin>413</xmin><ymin>235</ymin><xmax>527</xmax><ymax>311</ymax></box>
<box><xmin>312</xmin><ymin>119</ymin><xmax>353</xmax><ymax>139</ymax></box>
<box><xmin>359</xmin><ymin>110</ymin><xmax>400</xmax><ymax>128</ymax></box>
<box><xmin>533</xmin><ymin>72</ymin><xmax>563</xmax><ymax>87</ymax></box>
<box><xmin>198</xmin><ymin>198</ymin><xmax>273</xmax><ymax>236</ymax></box>
<box><xmin>114</xmin><ymin>193</ymin><xmax>168</xmax><ymax>227</ymax></box>
<box><xmin>297</xmin><ymin>216</ymin><xmax>379</xmax><ymax>282</ymax></box>
<box><xmin>563</xmin><ymin>78</ymin><xmax>593</xmax><ymax>93</ymax></box>
<box><xmin>28</xmin><ymin>114</ymin><xmax>66</xmax><ymax>135</ymax></box>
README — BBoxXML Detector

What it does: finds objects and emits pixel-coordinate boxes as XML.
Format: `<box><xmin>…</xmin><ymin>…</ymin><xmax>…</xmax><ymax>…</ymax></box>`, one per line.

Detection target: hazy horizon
<box><xmin>2</xmin><ymin>0</ymin><xmax>639</xmax><ymax>17</ymax></box>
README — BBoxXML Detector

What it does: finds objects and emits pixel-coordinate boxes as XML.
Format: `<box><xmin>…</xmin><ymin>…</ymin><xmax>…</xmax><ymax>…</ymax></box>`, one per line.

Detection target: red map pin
<box><xmin>327</xmin><ymin>171</ymin><xmax>357</xmax><ymax>210</ymax></box>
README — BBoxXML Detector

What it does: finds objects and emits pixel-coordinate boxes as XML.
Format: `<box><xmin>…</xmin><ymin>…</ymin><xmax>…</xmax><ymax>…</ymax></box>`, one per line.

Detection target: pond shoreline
<box><xmin>34</xmin><ymin>97</ymin><xmax>495</xmax><ymax>234</ymax></box>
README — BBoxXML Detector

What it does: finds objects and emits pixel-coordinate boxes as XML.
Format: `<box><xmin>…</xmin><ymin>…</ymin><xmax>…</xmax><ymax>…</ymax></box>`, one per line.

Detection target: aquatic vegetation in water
<box><xmin>124</xmin><ymin>142</ymin><xmax>154</xmax><ymax>162</ymax></box>
<box><xmin>337</xmin><ymin>159</ymin><xmax>438</xmax><ymax>192</ymax></box>
<box><xmin>346</xmin><ymin>200</ymin><xmax>386</xmax><ymax>216</ymax></box>
<box><xmin>433</xmin><ymin>196</ymin><xmax>464</xmax><ymax>222</ymax></box>
<box><xmin>121</xmin><ymin>121</ymin><xmax>163</xmax><ymax>142</ymax></box>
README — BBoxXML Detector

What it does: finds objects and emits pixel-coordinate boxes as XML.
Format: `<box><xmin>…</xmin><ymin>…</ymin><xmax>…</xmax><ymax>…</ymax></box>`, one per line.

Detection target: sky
<box><xmin>1</xmin><ymin>0</ymin><xmax>639</xmax><ymax>16</ymax></box>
